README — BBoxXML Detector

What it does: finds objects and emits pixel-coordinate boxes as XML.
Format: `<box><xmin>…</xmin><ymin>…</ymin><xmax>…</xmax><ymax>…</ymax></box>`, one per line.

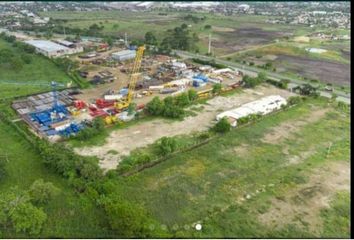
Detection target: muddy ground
<box><xmin>275</xmin><ymin>54</ymin><xmax>350</xmax><ymax>86</ymax></box>
<box><xmin>211</xmin><ymin>27</ymin><xmax>292</xmax><ymax>54</ymax></box>
<box><xmin>74</xmin><ymin>85</ymin><xmax>295</xmax><ymax>170</ymax></box>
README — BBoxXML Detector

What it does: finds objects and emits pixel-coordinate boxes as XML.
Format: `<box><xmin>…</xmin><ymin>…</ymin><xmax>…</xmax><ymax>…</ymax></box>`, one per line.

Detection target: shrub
<box><xmin>145</xmin><ymin>97</ymin><xmax>165</xmax><ymax>115</ymax></box>
<box><xmin>158</xmin><ymin>137</ymin><xmax>178</xmax><ymax>156</ymax></box>
<box><xmin>21</xmin><ymin>53</ymin><xmax>32</xmax><ymax>64</ymax></box>
<box><xmin>187</xmin><ymin>89</ymin><xmax>198</xmax><ymax>101</ymax></box>
<box><xmin>212</xmin><ymin>83</ymin><xmax>222</xmax><ymax>94</ymax></box>
<box><xmin>288</xmin><ymin>96</ymin><xmax>303</xmax><ymax>105</ymax></box>
<box><xmin>213</xmin><ymin>117</ymin><xmax>231</xmax><ymax>133</ymax></box>
<box><xmin>175</xmin><ymin>92</ymin><xmax>190</xmax><ymax>107</ymax></box>
<box><xmin>28</xmin><ymin>179</ymin><xmax>60</xmax><ymax>204</ymax></box>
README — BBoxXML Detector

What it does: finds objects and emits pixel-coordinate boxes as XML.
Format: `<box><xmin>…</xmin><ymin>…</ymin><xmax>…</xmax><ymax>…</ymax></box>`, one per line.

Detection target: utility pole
<box><xmin>124</xmin><ymin>32</ymin><xmax>128</xmax><ymax>47</ymax></box>
<box><xmin>208</xmin><ymin>33</ymin><xmax>211</xmax><ymax>55</ymax></box>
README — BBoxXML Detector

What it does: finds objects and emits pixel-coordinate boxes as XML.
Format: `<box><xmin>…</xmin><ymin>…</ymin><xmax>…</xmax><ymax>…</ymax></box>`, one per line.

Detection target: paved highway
<box><xmin>174</xmin><ymin>50</ymin><xmax>350</xmax><ymax>104</ymax></box>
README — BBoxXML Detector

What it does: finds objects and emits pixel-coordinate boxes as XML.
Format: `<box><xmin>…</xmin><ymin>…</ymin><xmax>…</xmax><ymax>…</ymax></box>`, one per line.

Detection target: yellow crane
<box><xmin>114</xmin><ymin>45</ymin><xmax>145</xmax><ymax>111</ymax></box>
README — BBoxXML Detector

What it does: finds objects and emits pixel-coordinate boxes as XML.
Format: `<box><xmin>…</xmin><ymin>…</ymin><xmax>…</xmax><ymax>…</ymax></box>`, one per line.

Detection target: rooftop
<box><xmin>25</xmin><ymin>40</ymin><xmax>69</xmax><ymax>53</ymax></box>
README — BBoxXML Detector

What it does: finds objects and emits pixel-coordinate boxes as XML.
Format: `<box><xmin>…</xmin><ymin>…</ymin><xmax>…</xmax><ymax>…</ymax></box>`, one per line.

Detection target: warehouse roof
<box><xmin>112</xmin><ymin>50</ymin><xmax>136</xmax><ymax>56</ymax></box>
<box><xmin>216</xmin><ymin>95</ymin><xmax>287</xmax><ymax>121</ymax></box>
<box><xmin>25</xmin><ymin>40</ymin><xmax>69</xmax><ymax>53</ymax></box>
<box><xmin>55</xmin><ymin>39</ymin><xmax>75</xmax><ymax>47</ymax></box>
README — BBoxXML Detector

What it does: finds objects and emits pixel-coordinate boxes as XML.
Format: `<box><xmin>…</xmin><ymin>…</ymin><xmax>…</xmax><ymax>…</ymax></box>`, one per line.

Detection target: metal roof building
<box><xmin>25</xmin><ymin>40</ymin><xmax>69</xmax><ymax>57</ymax></box>
<box><xmin>25</xmin><ymin>40</ymin><xmax>83</xmax><ymax>58</ymax></box>
<box><xmin>216</xmin><ymin>95</ymin><xmax>287</xmax><ymax>127</ymax></box>
<box><xmin>112</xmin><ymin>50</ymin><xmax>136</xmax><ymax>62</ymax></box>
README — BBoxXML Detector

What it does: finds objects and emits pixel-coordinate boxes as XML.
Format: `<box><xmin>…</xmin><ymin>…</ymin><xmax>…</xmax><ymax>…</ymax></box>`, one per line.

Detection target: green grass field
<box><xmin>107</xmin><ymin>97</ymin><xmax>350</xmax><ymax>237</ymax></box>
<box><xmin>0</xmin><ymin>39</ymin><xmax>71</xmax><ymax>99</ymax></box>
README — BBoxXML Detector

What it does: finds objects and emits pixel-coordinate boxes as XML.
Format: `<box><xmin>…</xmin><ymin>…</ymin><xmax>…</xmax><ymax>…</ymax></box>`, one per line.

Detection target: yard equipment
<box><xmin>114</xmin><ymin>45</ymin><xmax>145</xmax><ymax>111</ymax></box>
<box><xmin>197</xmin><ymin>88</ymin><xmax>213</xmax><ymax>99</ymax></box>
<box><xmin>96</xmin><ymin>98</ymin><xmax>115</xmax><ymax>108</ymax></box>
<box><xmin>97</xmin><ymin>43</ymin><xmax>109</xmax><ymax>52</ymax></box>
<box><xmin>104</xmin><ymin>115</ymin><xmax>118</xmax><ymax>125</ymax></box>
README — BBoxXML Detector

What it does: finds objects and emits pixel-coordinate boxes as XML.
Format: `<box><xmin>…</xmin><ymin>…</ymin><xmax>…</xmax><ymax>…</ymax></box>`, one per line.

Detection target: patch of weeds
<box><xmin>107</xmin><ymin>150</ymin><xmax>119</xmax><ymax>155</ymax></box>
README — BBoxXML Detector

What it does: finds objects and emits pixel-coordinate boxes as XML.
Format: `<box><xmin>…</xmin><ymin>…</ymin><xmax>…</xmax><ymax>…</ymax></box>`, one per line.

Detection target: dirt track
<box><xmin>74</xmin><ymin>85</ymin><xmax>295</xmax><ymax>170</ymax></box>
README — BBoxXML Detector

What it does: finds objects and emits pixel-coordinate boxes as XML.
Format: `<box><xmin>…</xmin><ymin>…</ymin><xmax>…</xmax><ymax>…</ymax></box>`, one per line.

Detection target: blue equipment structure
<box><xmin>59</xmin><ymin>123</ymin><xmax>84</xmax><ymax>137</ymax></box>
<box><xmin>193</xmin><ymin>74</ymin><xmax>208</xmax><ymax>82</ymax></box>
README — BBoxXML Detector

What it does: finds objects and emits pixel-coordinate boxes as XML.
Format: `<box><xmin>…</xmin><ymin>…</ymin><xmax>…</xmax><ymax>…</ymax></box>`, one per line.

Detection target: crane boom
<box><xmin>114</xmin><ymin>45</ymin><xmax>145</xmax><ymax>111</ymax></box>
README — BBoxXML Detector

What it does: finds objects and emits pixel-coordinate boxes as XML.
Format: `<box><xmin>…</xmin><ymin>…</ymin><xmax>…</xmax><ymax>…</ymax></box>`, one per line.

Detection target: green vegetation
<box><xmin>213</xmin><ymin>117</ymin><xmax>231</xmax><ymax>133</ymax></box>
<box><xmin>266</xmin><ymin>79</ymin><xmax>290</xmax><ymax>89</ymax></box>
<box><xmin>242</xmin><ymin>72</ymin><xmax>267</xmax><ymax>88</ymax></box>
<box><xmin>70</xmin><ymin>118</ymin><xmax>106</xmax><ymax>141</ymax></box>
<box><xmin>192</xmin><ymin>58</ymin><xmax>227</xmax><ymax>69</ymax></box>
<box><xmin>106</xmin><ymin>97</ymin><xmax>349</xmax><ymax>237</ymax></box>
<box><xmin>0</xmin><ymin>38</ymin><xmax>71</xmax><ymax>99</ymax></box>
<box><xmin>145</xmin><ymin>90</ymin><xmax>199</xmax><ymax>119</ymax></box>
<box><xmin>320</xmin><ymin>191</ymin><xmax>350</xmax><ymax>238</ymax></box>
<box><xmin>0</xmin><ymin>121</ymin><xmax>108</xmax><ymax>238</ymax></box>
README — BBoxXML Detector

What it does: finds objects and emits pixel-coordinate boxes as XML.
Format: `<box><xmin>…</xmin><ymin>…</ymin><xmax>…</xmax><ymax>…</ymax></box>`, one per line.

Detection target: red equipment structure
<box><xmin>96</xmin><ymin>99</ymin><xmax>115</xmax><ymax>108</ymax></box>
<box><xmin>74</xmin><ymin>100</ymin><xmax>86</xmax><ymax>109</ymax></box>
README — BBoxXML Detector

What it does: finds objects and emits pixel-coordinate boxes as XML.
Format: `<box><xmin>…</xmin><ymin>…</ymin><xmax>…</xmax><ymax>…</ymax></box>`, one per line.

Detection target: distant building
<box><xmin>25</xmin><ymin>40</ymin><xmax>83</xmax><ymax>58</ymax></box>
<box><xmin>111</xmin><ymin>50</ymin><xmax>136</xmax><ymax>61</ymax></box>
<box><xmin>216</xmin><ymin>95</ymin><xmax>287</xmax><ymax>127</ymax></box>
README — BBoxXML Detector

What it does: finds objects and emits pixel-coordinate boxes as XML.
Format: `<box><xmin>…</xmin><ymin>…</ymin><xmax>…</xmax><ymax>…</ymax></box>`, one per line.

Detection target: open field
<box><xmin>107</xmin><ymin>97</ymin><xmax>350</xmax><ymax>237</ymax></box>
<box><xmin>74</xmin><ymin>85</ymin><xmax>295</xmax><ymax>170</ymax></box>
<box><xmin>0</xmin><ymin>39</ymin><xmax>71</xmax><ymax>99</ymax></box>
<box><xmin>39</xmin><ymin>11</ymin><xmax>315</xmax><ymax>56</ymax></box>
<box><xmin>225</xmin><ymin>41</ymin><xmax>350</xmax><ymax>86</ymax></box>
<box><xmin>0</xmin><ymin>120</ymin><xmax>110</xmax><ymax>238</ymax></box>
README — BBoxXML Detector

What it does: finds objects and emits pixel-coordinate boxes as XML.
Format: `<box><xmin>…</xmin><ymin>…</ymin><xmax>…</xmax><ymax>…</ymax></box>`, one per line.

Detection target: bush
<box><xmin>145</xmin><ymin>97</ymin><xmax>165</xmax><ymax>116</ymax></box>
<box><xmin>21</xmin><ymin>53</ymin><xmax>32</xmax><ymax>64</ymax></box>
<box><xmin>288</xmin><ymin>96</ymin><xmax>303</xmax><ymax>106</ymax></box>
<box><xmin>175</xmin><ymin>92</ymin><xmax>190</xmax><ymax>107</ymax></box>
<box><xmin>213</xmin><ymin>117</ymin><xmax>231</xmax><ymax>133</ymax></box>
<box><xmin>29</xmin><ymin>179</ymin><xmax>60</xmax><ymax>204</ymax></box>
<box><xmin>242</xmin><ymin>74</ymin><xmax>265</xmax><ymax>88</ymax></box>
<box><xmin>145</xmin><ymin>96</ymin><xmax>185</xmax><ymax>119</ymax></box>
<box><xmin>158</xmin><ymin>137</ymin><xmax>178</xmax><ymax>156</ymax></box>
<box><xmin>212</xmin><ymin>83</ymin><xmax>222</xmax><ymax>94</ymax></box>
<box><xmin>197</xmin><ymin>132</ymin><xmax>211</xmax><ymax>140</ymax></box>
<box><xmin>187</xmin><ymin>89</ymin><xmax>198</xmax><ymax>101</ymax></box>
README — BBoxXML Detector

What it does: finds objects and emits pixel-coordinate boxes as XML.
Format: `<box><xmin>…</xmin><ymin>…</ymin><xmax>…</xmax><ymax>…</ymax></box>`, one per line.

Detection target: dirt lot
<box><xmin>74</xmin><ymin>85</ymin><xmax>295</xmax><ymax>170</ymax></box>
<box><xmin>258</xmin><ymin>160</ymin><xmax>350</xmax><ymax>236</ymax></box>
<box><xmin>262</xmin><ymin>108</ymin><xmax>330</xmax><ymax>144</ymax></box>
<box><xmin>211</xmin><ymin>27</ymin><xmax>292</xmax><ymax>54</ymax></box>
<box><xmin>275</xmin><ymin>54</ymin><xmax>351</xmax><ymax>86</ymax></box>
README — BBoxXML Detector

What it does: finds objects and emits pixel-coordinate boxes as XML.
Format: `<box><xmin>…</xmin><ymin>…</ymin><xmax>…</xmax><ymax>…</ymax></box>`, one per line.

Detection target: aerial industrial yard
<box><xmin>0</xmin><ymin>1</ymin><xmax>350</xmax><ymax>239</ymax></box>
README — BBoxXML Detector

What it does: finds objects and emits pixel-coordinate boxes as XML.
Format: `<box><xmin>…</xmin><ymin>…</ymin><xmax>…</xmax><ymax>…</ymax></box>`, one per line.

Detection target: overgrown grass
<box><xmin>0</xmin><ymin>39</ymin><xmax>71</xmax><ymax>98</ymax></box>
<box><xmin>320</xmin><ymin>191</ymin><xmax>350</xmax><ymax>238</ymax></box>
<box><xmin>107</xmin><ymin>97</ymin><xmax>349</xmax><ymax>237</ymax></box>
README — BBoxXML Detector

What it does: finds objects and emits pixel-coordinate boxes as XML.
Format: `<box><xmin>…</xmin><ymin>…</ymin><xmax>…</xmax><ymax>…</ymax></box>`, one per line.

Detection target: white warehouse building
<box><xmin>112</xmin><ymin>50</ymin><xmax>136</xmax><ymax>62</ymax></box>
<box><xmin>216</xmin><ymin>95</ymin><xmax>287</xmax><ymax>127</ymax></box>
<box><xmin>25</xmin><ymin>40</ymin><xmax>83</xmax><ymax>58</ymax></box>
